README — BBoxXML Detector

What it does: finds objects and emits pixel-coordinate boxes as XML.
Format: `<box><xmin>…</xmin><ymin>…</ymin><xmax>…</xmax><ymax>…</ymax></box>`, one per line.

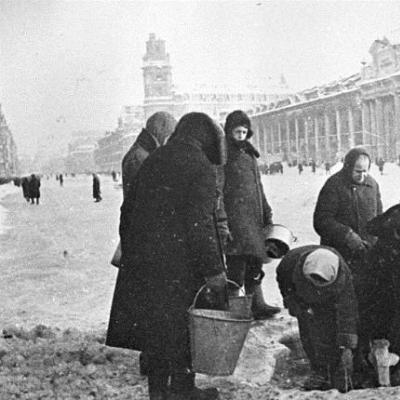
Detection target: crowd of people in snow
<box><xmin>102</xmin><ymin>108</ymin><xmax>400</xmax><ymax>399</ymax></box>
<box><xmin>4</xmin><ymin>108</ymin><xmax>400</xmax><ymax>399</ymax></box>
<box><xmin>11</xmin><ymin>172</ymin><xmax>104</xmax><ymax>204</ymax></box>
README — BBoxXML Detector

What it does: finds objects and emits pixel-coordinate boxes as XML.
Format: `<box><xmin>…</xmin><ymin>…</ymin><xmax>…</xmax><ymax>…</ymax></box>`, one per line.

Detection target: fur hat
<box><xmin>303</xmin><ymin>249</ymin><xmax>339</xmax><ymax>287</ymax></box>
<box><xmin>224</xmin><ymin>110</ymin><xmax>253</xmax><ymax>139</ymax></box>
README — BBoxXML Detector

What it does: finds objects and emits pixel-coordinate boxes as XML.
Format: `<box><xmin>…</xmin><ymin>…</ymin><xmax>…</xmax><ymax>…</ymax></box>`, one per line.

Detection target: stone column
<box><xmin>295</xmin><ymin>116</ymin><xmax>299</xmax><ymax>162</ymax></box>
<box><xmin>285</xmin><ymin>118</ymin><xmax>291</xmax><ymax>160</ymax></box>
<box><xmin>314</xmin><ymin>115</ymin><xmax>319</xmax><ymax>162</ymax></box>
<box><xmin>369</xmin><ymin>100</ymin><xmax>377</xmax><ymax>159</ymax></box>
<box><xmin>335</xmin><ymin>108</ymin><xmax>342</xmax><ymax>156</ymax></box>
<box><xmin>262</xmin><ymin>121</ymin><xmax>268</xmax><ymax>156</ymax></box>
<box><xmin>304</xmin><ymin>117</ymin><xmax>309</xmax><ymax>162</ymax></box>
<box><xmin>394</xmin><ymin>94</ymin><xmax>400</xmax><ymax>159</ymax></box>
<box><xmin>278</xmin><ymin>120</ymin><xmax>282</xmax><ymax>153</ymax></box>
<box><xmin>324</xmin><ymin>112</ymin><xmax>330</xmax><ymax>161</ymax></box>
<box><xmin>361</xmin><ymin>101</ymin><xmax>369</xmax><ymax>146</ymax></box>
<box><xmin>376</xmin><ymin>98</ymin><xmax>383</xmax><ymax>158</ymax></box>
<box><xmin>348</xmin><ymin>106</ymin><xmax>355</xmax><ymax>148</ymax></box>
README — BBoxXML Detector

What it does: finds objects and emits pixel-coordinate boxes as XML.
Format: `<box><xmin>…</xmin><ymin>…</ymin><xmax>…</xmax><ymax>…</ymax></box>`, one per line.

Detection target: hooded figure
<box><xmin>121</xmin><ymin>111</ymin><xmax>177</xmax><ymax>200</ymax></box>
<box><xmin>222</xmin><ymin>110</ymin><xmax>279</xmax><ymax>319</ymax></box>
<box><xmin>106</xmin><ymin>112</ymin><xmax>227</xmax><ymax>400</ymax></box>
<box><xmin>277</xmin><ymin>245</ymin><xmax>358</xmax><ymax>392</ymax></box>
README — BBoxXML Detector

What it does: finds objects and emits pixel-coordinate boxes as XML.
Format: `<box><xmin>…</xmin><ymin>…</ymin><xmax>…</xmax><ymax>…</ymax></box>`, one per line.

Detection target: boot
<box><xmin>169</xmin><ymin>370</ymin><xmax>219</xmax><ymax>400</ymax></box>
<box><xmin>246</xmin><ymin>283</ymin><xmax>280</xmax><ymax>320</ymax></box>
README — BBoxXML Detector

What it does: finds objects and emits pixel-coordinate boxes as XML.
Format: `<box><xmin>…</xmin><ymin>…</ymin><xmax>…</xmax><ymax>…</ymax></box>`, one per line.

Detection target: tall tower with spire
<box><xmin>142</xmin><ymin>34</ymin><xmax>174</xmax><ymax>118</ymax></box>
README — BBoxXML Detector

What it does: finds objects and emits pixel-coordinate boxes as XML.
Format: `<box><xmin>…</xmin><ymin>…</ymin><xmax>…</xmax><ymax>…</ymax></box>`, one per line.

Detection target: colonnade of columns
<box><xmin>252</xmin><ymin>89</ymin><xmax>400</xmax><ymax>164</ymax></box>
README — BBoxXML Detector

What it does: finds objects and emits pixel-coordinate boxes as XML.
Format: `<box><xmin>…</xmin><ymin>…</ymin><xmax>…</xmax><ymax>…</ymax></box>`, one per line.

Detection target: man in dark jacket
<box><xmin>277</xmin><ymin>245</ymin><xmax>358</xmax><ymax>392</ymax></box>
<box><xmin>223</xmin><ymin>110</ymin><xmax>279</xmax><ymax>319</ymax></box>
<box><xmin>313</xmin><ymin>146</ymin><xmax>382</xmax><ymax>364</ymax></box>
<box><xmin>106</xmin><ymin>112</ymin><xmax>227</xmax><ymax>400</ymax></box>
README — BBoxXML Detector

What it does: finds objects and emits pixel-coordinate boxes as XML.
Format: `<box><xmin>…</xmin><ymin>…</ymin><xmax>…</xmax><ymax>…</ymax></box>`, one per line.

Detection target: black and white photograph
<box><xmin>1</xmin><ymin>1</ymin><xmax>400</xmax><ymax>399</ymax></box>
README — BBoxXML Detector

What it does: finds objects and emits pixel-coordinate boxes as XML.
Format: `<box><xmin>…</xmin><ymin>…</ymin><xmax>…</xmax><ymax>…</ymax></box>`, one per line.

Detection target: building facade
<box><xmin>142</xmin><ymin>33</ymin><xmax>290</xmax><ymax>121</ymax></box>
<box><xmin>250</xmin><ymin>37</ymin><xmax>400</xmax><ymax>165</ymax></box>
<box><xmin>94</xmin><ymin>34</ymin><xmax>290</xmax><ymax>171</ymax></box>
<box><xmin>0</xmin><ymin>105</ymin><xmax>18</xmax><ymax>177</ymax></box>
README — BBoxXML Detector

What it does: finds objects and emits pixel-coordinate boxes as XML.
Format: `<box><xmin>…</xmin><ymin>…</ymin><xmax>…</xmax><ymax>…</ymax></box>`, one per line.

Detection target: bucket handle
<box><xmin>190</xmin><ymin>279</ymin><xmax>245</xmax><ymax>311</ymax></box>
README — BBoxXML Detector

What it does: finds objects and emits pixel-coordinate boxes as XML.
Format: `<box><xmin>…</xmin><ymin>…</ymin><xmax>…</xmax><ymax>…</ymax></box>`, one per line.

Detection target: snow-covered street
<box><xmin>1</xmin><ymin>164</ymin><xmax>400</xmax><ymax>399</ymax></box>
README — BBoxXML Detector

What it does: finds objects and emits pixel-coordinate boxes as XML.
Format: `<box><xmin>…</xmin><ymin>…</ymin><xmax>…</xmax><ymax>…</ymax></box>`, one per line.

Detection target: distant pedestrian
<box><xmin>92</xmin><ymin>173</ymin><xmax>102</xmax><ymax>202</ymax></box>
<box><xmin>325</xmin><ymin>161</ymin><xmax>331</xmax><ymax>175</ymax></box>
<box><xmin>59</xmin><ymin>174</ymin><xmax>64</xmax><ymax>187</ymax></box>
<box><xmin>21</xmin><ymin>176</ymin><xmax>30</xmax><ymax>202</ymax></box>
<box><xmin>111</xmin><ymin>170</ymin><xmax>117</xmax><ymax>182</ymax></box>
<box><xmin>377</xmin><ymin>158</ymin><xmax>385</xmax><ymax>175</ymax></box>
<box><xmin>28</xmin><ymin>174</ymin><xmax>41</xmax><ymax>205</ymax></box>
<box><xmin>298</xmin><ymin>162</ymin><xmax>303</xmax><ymax>174</ymax></box>
<box><xmin>311</xmin><ymin>159</ymin><xmax>316</xmax><ymax>173</ymax></box>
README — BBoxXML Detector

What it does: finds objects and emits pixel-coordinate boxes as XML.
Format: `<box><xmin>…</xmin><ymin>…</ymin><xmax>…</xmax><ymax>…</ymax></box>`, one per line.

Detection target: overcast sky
<box><xmin>1</xmin><ymin>0</ymin><xmax>400</xmax><ymax>156</ymax></box>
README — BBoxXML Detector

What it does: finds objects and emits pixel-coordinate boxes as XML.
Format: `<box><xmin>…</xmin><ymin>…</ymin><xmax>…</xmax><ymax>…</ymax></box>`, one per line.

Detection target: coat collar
<box><xmin>228</xmin><ymin>137</ymin><xmax>260</xmax><ymax>158</ymax></box>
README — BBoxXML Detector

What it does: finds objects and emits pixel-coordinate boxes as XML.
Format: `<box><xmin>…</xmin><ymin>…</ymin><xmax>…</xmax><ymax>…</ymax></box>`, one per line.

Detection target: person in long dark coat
<box><xmin>222</xmin><ymin>110</ymin><xmax>279</xmax><ymax>319</ymax></box>
<box><xmin>120</xmin><ymin>111</ymin><xmax>177</xmax><ymax>376</ymax></box>
<box><xmin>21</xmin><ymin>176</ymin><xmax>30</xmax><ymax>202</ymax></box>
<box><xmin>28</xmin><ymin>174</ymin><xmax>40</xmax><ymax>205</ymax></box>
<box><xmin>106</xmin><ymin>112</ymin><xmax>227</xmax><ymax>400</ymax></box>
<box><xmin>313</xmin><ymin>146</ymin><xmax>382</xmax><ymax>365</ymax></box>
<box><xmin>92</xmin><ymin>173</ymin><xmax>101</xmax><ymax>202</ymax></box>
<box><xmin>277</xmin><ymin>245</ymin><xmax>358</xmax><ymax>392</ymax></box>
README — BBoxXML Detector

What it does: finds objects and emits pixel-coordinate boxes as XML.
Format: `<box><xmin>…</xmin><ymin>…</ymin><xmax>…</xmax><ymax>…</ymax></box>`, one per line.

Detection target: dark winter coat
<box><xmin>223</xmin><ymin>137</ymin><xmax>272</xmax><ymax>262</ymax></box>
<box><xmin>21</xmin><ymin>177</ymin><xmax>30</xmax><ymax>198</ymax></box>
<box><xmin>28</xmin><ymin>175</ymin><xmax>40</xmax><ymax>198</ymax></box>
<box><xmin>92</xmin><ymin>175</ymin><xmax>101</xmax><ymax>199</ymax></box>
<box><xmin>365</xmin><ymin>204</ymin><xmax>400</xmax><ymax>354</ymax></box>
<box><xmin>106</xmin><ymin>113</ymin><xmax>225</xmax><ymax>355</ymax></box>
<box><xmin>276</xmin><ymin>245</ymin><xmax>358</xmax><ymax>367</ymax></box>
<box><xmin>121</xmin><ymin>128</ymin><xmax>160</xmax><ymax>200</ymax></box>
<box><xmin>313</xmin><ymin>147</ymin><xmax>382</xmax><ymax>263</ymax></box>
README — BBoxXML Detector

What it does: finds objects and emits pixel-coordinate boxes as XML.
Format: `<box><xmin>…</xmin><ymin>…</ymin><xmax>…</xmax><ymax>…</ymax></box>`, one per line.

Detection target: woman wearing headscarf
<box><xmin>222</xmin><ymin>110</ymin><xmax>279</xmax><ymax>319</ymax></box>
<box><xmin>277</xmin><ymin>245</ymin><xmax>359</xmax><ymax>392</ymax></box>
<box><xmin>313</xmin><ymin>146</ymin><xmax>382</xmax><ymax>363</ymax></box>
<box><xmin>106</xmin><ymin>112</ymin><xmax>227</xmax><ymax>400</ymax></box>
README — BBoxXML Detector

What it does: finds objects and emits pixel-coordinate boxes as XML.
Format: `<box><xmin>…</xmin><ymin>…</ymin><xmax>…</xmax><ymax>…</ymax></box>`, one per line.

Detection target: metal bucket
<box><xmin>264</xmin><ymin>224</ymin><xmax>296</xmax><ymax>258</ymax></box>
<box><xmin>188</xmin><ymin>284</ymin><xmax>253</xmax><ymax>376</ymax></box>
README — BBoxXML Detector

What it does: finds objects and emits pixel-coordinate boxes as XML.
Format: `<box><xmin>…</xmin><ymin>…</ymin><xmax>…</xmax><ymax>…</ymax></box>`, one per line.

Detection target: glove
<box><xmin>345</xmin><ymin>231</ymin><xmax>367</xmax><ymax>252</ymax></box>
<box><xmin>205</xmin><ymin>271</ymin><xmax>227</xmax><ymax>291</ymax></box>
<box><xmin>203</xmin><ymin>272</ymin><xmax>228</xmax><ymax>310</ymax></box>
<box><xmin>340</xmin><ymin>348</ymin><xmax>353</xmax><ymax>372</ymax></box>
<box><xmin>217</xmin><ymin>224</ymin><xmax>233</xmax><ymax>251</ymax></box>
